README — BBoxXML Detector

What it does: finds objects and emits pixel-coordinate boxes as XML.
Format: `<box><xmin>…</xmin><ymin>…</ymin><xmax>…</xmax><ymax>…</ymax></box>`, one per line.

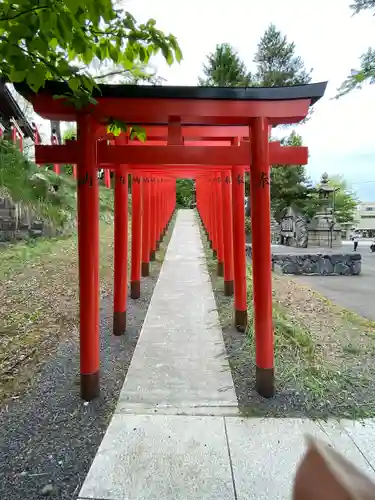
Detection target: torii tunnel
<box><xmin>16</xmin><ymin>81</ymin><xmax>327</xmax><ymax>401</ymax></box>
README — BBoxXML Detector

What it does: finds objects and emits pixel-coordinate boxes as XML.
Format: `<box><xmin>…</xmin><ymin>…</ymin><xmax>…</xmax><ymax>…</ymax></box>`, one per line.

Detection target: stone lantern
<box><xmin>317</xmin><ymin>172</ymin><xmax>337</xmax><ymax>214</ymax></box>
<box><xmin>308</xmin><ymin>172</ymin><xmax>341</xmax><ymax>248</ymax></box>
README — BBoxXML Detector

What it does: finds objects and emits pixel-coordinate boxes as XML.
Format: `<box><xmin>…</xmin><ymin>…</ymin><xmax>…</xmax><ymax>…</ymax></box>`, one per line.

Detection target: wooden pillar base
<box><xmin>141</xmin><ymin>262</ymin><xmax>150</xmax><ymax>277</ymax></box>
<box><xmin>156</xmin><ymin>240</ymin><xmax>160</xmax><ymax>250</ymax></box>
<box><xmin>235</xmin><ymin>309</ymin><xmax>248</xmax><ymax>333</ymax></box>
<box><xmin>256</xmin><ymin>366</ymin><xmax>275</xmax><ymax>399</ymax></box>
<box><xmin>113</xmin><ymin>311</ymin><xmax>126</xmax><ymax>336</ymax></box>
<box><xmin>131</xmin><ymin>281</ymin><xmax>141</xmax><ymax>299</ymax></box>
<box><xmin>224</xmin><ymin>280</ymin><xmax>234</xmax><ymax>296</ymax></box>
<box><xmin>150</xmin><ymin>250</ymin><xmax>156</xmax><ymax>261</ymax></box>
<box><xmin>80</xmin><ymin>372</ymin><xmax>100</xmax><ymax>401</ymax></box>
<box><xmin>217</xmin><ymin>261</ymin><xmax>224</xmax><ymax>277</ymax></box>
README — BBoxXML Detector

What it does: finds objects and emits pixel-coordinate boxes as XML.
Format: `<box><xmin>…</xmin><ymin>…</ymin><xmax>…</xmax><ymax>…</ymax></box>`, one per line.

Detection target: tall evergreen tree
<box><xmin>199</xmin><ymin>27</ymin><xmax>318</xmax><ymax>224</ymax></box>
<box><xmin>270</xmin><ymin>132</ymin><xmax>318</xmax><ymax>222</ymax></box>
<box><xmin>198</xmin><ymin>43</ymin><xmax>252</xmax><ymax>86</ymax></box>
<box><xmin>253</xmin><ymin>24</ymin><xmax>312</xmax><ymax>87</ymax></box>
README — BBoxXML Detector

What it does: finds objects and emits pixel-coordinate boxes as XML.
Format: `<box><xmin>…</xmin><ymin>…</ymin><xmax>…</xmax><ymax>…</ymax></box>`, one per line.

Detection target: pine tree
<box><xmin>253</xmin><ymin>24</ymin><xmax>312</xmax><ymax>87</ymax></box>
<box><xmin>270</xmin><ymin>132</ymin><xmax>317</xmax><ymax>222</ymax></box>
<box><xmin>199</xmin><ymin>28</ymin><xmax>317</xmax><ymax>225</ymax></box>
<box><xmin>198</xmin><ymin>43</ymin><xmax>252</xmax><ymax>86</ymax></box>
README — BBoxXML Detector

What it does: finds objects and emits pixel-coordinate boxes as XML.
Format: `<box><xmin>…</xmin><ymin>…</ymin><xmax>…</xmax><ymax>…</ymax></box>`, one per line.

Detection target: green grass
<box><xmin>0</xmin><ymin>140</ymin><xmax>114</xmax><ymax>230</ymax></box>
<box><xmin>0</xmin><ymin>141</ymin><xmax>119</xmax><ymax>402</ymax></box>
<box><xmin>198</xmin><ymin>214</ymin><xmax>375</xmax><ymax>420</ymax></box>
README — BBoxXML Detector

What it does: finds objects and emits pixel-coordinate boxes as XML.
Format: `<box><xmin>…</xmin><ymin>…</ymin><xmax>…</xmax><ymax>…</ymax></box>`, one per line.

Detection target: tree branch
<box><xmin>0</xmin><ymin>4</ymin><xmax>51</xmax><ymax>21</ymax></box>
<box><xmin>95</xmin><ymin>69</ymin><xmax>131</xmax><ymax>79</ymax></box>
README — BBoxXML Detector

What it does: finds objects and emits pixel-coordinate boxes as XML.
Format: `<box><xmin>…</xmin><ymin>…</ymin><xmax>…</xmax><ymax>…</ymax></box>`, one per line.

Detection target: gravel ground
<box><xmin>220</xmin><ymin>323</ymin><xmax>309</xmax><ymax>418</ymax></box>
<box><xmin>0</xmin><ymin>221</ymin><xmax>175</xmax><ymax>500</ymax></box>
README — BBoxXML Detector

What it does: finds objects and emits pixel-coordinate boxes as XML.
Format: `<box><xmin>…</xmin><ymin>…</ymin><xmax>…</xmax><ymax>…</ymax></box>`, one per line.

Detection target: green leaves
<box><xmin>0</xmin><ymin>0</ymin><xmax>182</xmax><ymax>108</ymax></box>
<box><xmin>336</xmin><ymin>47</ymin><xmax>375</xmax><ymax>98</ymax></box>
<box><xmin>108</xmin><ymin>44</ymin><xmax>119</xmax><ymax>63</ymax></box>
<box><xmin>9</xmin><ymin>68</ymin><xmax>26</xmax><ymax>83</ymax></box>
<box><xmin>336</xmin><ymin>2</ymin><xmax>375</xmax><ymax>98</ymax></box>
<box><xmin>26</xmin><ymin>64</ymin><xmax>46</xmax><ymax>92</ymax></box>
<box><xmin>107</xmin><ymin>119</ymin><xmax>127</xmax><ymax>136</ymax></box>
<box><xmin>129</xmin><ymin>125</ymin><xmax>146</xmax><ymax>142</ymax></box>
<box><xmin>106</xmin><ymin>121</ymin><xmax>146</xmax><ymax>142</ymax></box>
<box><xmin>67</xmin><ymin>77</ymin><xmax>81</xmax><ymax>93</ymax></box>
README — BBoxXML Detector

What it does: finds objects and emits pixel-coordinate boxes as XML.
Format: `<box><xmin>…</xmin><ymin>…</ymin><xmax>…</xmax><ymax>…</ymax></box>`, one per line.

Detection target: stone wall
<box><xmin>245</xmin><ymin>244</ymin><xmax>361</xmax><ymax>276</ymax></box>
<box><xmin>307</xmin><ymin>228</ymin><xmax>342</xmax><ymax>248</ymax></box>
<box><xmin>0</xmin><ymin>195</ymin><xmax>56</xmax><ymax>243</ymax></box>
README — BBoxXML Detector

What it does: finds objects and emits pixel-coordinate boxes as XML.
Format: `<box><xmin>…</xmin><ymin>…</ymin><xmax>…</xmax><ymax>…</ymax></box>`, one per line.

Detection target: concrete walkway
<box><xmin>78</xmin><ymin>210</ymin><xmax>375</xmax><ymax>500</ymax></box>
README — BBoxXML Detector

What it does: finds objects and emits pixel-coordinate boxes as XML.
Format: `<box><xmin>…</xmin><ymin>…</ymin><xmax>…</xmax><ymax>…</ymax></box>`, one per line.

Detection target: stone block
<box><xmin>31</xmin><ymin>221</ymin><xmax>44</xmax><ymax>231</ymax></box>
<box><xmin>353</xmin><ymin>261</ymin><xmax>362</xmax><ymax>275</ymax></box>
<box><xmin>321</xmin><ymin>258</ymin><xmax>334</xmax><ymax>275</ymax></box>
<box><xmin>301</xmin><ymin>258</ymin><xmax>318</xmax><ymax>274</ymax></box>
<box><xmin>15</xmin><ymin>230</ymin><xmax>29</xmax><ymax>240</ymax></box>
<box><xmin>29</xmin><ymin>229</ymin><xmax>43</xmax><ymax>238</ymax></box>
<box><xmin>333</xmin><ymin>262</ymin><xmax>350</xmax><ymax>275</ymax></box>
<box><xmin>282</xmin><ymin>261</ymin><xmax>300</xmax><ymax>275</ymax></box>
<box><xmin>246</xmin><ymin>243</ymin><xmax>361</xmax><ymax>276</ymax></box>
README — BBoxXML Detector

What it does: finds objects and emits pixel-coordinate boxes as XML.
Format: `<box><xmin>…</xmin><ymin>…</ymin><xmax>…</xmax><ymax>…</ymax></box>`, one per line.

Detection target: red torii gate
<box><xmin>16</xmin><ymin>81</ymin><xmax>327</xmax><ymax>401</ymax></box>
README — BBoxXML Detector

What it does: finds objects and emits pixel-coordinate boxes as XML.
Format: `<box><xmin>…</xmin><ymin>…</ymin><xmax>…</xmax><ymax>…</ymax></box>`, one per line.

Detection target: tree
<box><xmin>253</xmin><ymin>24</ymin><xmax>312</xmax><ymax>87</ymax></box>
<box><xmin>176</xmin><ymin>179</ymin><xmax>195</xmax><ymax>208</ymax></box>
<box><xmin>198</xmin><ymin>43</ymin><xmax>252</xmax><ymax>86</ymax></box>
<box><xmin>322</xmin><ymin>174</ymin><xmax>358</xmax><ymax>224</ymax></box>
<box><xmin>199</xmin><ymin>26</ymin><xmax>315</xmax><ymax>225</ymax></box>
<box><xmin>90</xmin><ymin>59</ymin><xmax>166</xmax><ymax>85</ymax></box>
<box><xmin>199</xmin><ymin>26</ymin><xmax>311</xmax><ymax>88</ymax></box>
<box><xmin>0</xmin><ymin>1</ymin><xmax>182</xmax><ymax>109</ymax></box>
<box><xmin>337</xmin><ymin>0</ymin><xmax>375</xmax><ymax>97</ymax></box>
<box><xmin>270</xmin><ymin>132</ymin><xmax>319</xmax><ymax>222</ymax></box>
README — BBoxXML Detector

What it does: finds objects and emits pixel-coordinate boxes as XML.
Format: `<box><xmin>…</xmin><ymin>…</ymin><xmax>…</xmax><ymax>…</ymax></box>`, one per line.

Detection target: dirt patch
<box><xmin>199</xmin><ymin>220</ymin><xmax>375</xmax><ymax>420</ymax></box>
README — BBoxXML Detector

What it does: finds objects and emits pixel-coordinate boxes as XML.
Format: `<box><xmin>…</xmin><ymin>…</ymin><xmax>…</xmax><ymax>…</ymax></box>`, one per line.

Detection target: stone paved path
<box><xmin>78</xmin><ymin>210</ymin><xmax>375</xmax><ymax>500</ymax></box>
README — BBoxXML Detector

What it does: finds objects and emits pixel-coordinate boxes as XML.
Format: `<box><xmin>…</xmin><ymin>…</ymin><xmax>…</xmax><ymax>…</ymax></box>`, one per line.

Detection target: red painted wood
<box><xmin>35</xmin><ymin>142</ymin><xmax>308</xmax><ymax>167</ymax></box>
<box><xmin>250</xmin><ymin>117</ymin><xmax>274</xmax><ymax>370</ymax></box>
<box><xmin>77</xmin><ymin>115</ymin><xmax>100</xmax><ymax>396</ymax></box>
<box><xmin>222</xmin><ymin>169</ymin><xmax>234</xmax><ymax>292</ymax></box>
<box><xmin>113</xmin><ymin>135</ymin><xmax>128</xmax><ymax>335</ymax></box>
<box><xmin>32</xmin><ymin>94</ymin><xmax>310</xmax><ymax>125</ymax></box>
<box><xmin>131</xmin><ymin>174</ymin><xmax>142</xmax><ymax>298</ymax></box>
<box><xmin>232</xmin><ymin>164</ymin><xmax>247</xmax><ymax>326</ymax></box>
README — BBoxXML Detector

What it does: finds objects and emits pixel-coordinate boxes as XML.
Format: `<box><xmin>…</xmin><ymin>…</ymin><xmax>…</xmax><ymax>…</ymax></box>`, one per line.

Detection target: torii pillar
<box><xmin>250</xmin><ymin>117</ymin><xmax>274</xmax><ymax>398</ymax></box>
<box><xmin>77</xmin><ymin>114</ymin><xmax>100</xmax><ymax>401</ymax></box>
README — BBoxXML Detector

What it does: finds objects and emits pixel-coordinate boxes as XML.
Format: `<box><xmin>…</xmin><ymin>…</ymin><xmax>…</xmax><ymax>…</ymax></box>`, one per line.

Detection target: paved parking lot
<box><xmin>289</xmin><ymin>241</ymin><xmax>375</xmax><ymax>320</ymax></box>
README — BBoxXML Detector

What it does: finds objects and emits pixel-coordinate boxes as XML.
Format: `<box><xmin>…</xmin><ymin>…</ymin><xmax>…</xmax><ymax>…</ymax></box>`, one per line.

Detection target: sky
<box><xmin>125</xmin><ymin>0</ymin><xmax>375</xmax><ymax>201</ymax></box>
<box><xmin>33</xmin><ymin>0</ymin><xmax>375</xmax><ymax>201</ymax></box>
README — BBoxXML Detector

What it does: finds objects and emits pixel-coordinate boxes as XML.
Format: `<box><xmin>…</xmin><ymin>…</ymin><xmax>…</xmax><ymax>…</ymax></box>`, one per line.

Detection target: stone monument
<box><xmin>280</xmin><ymin>207</ymin><xmax>308</xmax><ymax>248</ymax></box>
<box><xmin>279</xmin><ymin>173</ymin><xmax>341</xmax><ymax>248</ymax></box>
